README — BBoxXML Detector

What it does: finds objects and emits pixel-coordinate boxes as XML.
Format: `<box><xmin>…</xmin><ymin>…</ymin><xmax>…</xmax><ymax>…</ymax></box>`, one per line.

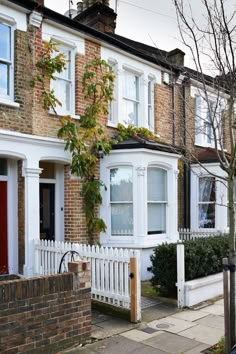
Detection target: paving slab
<box><xmin>92</xmin><ymin>311</ymin><xmax>113</xmax><ymax>325</ymax></box>
<box><xmin>142</xmin><ymin>302</ymin><xmax>178</xmax><ymax>322</ymax></box>
<box><xmin>199</xmin><ymin>304</ymin><xmax>224</xmax><ymax>316</ymax></box>
<box><xmin>179</xmin><ymin>324</ymin><xmax>224</xmax><ymax>345</ymax></box>
<box><xmin>71</xmin><ymin>336</ymin><xmax>168</xmax><ymax>354</ymax></box>
<box><xmin>214</xmin><ymin>299</ymin><xmax>224</xmax><ymax>306</ymax></box>
<box><xmin>183</xmin><ymin>343</ymin><xmax>210</xmax><ymax>354</ymax></box>
<box><xmin>142</xmin><ymin>332</ymin><xmax>203</xmax><ymax>353</ymax></box>
<box><xmin>171</xmin><ymin>310</ymin><xmax>208</xmax><ymax>322</ymax></box>
<box><xmin>148</xmin><ymin>316</ymin><xmax>197</xmax><ymax>334</ymax></box>
<box><xmin>91</xmin><ymin>318</ymin><xmax>137</xmax><ymax>339</ymax></box>
<box><xmin>120</xmin><ymin>328</ymin><xmax>164</xmax><ymax>342</ymax></box>
<box><xmin>195</xmin><ymin>314</ymin><xmax>224</xmax><ymax>330</ymax></box>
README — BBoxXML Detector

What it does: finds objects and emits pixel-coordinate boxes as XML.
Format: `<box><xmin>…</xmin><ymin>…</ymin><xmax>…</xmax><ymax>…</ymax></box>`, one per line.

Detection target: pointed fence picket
<box><xmin>33</xmin><ymin>240</ymin><xmax>140</xmax><ymax>318</ymax></box>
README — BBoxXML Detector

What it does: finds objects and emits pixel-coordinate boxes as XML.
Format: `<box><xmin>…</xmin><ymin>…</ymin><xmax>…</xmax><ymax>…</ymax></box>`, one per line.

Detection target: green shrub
<box><xmin>150</xmin><ymin>235</ymin><xmax>229</xmax><ymax>297</ymax></box>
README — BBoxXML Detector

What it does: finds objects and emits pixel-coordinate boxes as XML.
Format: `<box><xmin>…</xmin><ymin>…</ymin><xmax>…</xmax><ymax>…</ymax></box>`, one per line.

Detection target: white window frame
<box><xmin>122</xmin><ymin>68</ymin><xmax>140</xmax><ymax>126</ymax></box>
<box><xmin>194</xmin><ymin>94</ymin><xmax>225</xmax><ymax>148</ymax></box>
<box><xmin>50</xmin><ymin>39</ymin><xmax>76</xmax><ymax>116</ymax></box>
<box><xmin>147</xmin><ymin>77</ymin><xmax>155</xmax><ymax>131</ymax></box>
<box><xmin>108</xmin><ymin>59</ymin><xmax>118</xmax><ymax>125</ymax></box>
<box><xmin>0</xmin><ymin>14</ymin><xmax>16</xmax><ymax>104</ymax></box>
<box><xmin>147</xmin><ymin>167</ymin><xmax>167</xmax><ymax>235</ymax></box>
<box><xmin>109</xmin><ymin>165</ymin><xmax>134</xmax><ymax>238</ymax></box>
<box><xmin>198</xmin><ymin>176</ymin><xmax>216</xmax><ymax>229</ymax></box>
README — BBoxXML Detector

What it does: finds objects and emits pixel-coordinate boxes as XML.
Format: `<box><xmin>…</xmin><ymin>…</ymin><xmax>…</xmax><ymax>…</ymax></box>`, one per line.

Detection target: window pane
<box><xmin>199</xmin><ymin>177</ymin><xmax>215</xmax><ymax>202</ymax></box>
<box><xmin>0</xmin><ymin>63</ymin><xmax>10</xmax><ymax>96</ymax></box>
<box><xmin>199</xmin><ymin>203</ymin><xmax>215</xmax><ymax>228</ymax></box>
<box><xmin>111</xmin><ymin>204</ymin><xmax>133</xmax><ymax>235</ymax></box>
<box><xmin>0</xmin><ymin>24</ymin><xmax>11</xmax><ymax>60</ymax></box>
<box><xmin>110</xmin><ymin>167</ymin><xmax>132</xmax><ymax>202</ymax></box>
<box><xmin>0</xmin><ymin>158</ymin><xmax>7</xmax><ymax>175</ymax></box>
<box><xmin>148</xmin><ymin>168</ymin><xmax>167</xmax><ymax>201</ymax></box>
<box><xmin>123</xmin><ymin>100</ymin><xmax>138</xmax><ymax>125</ymax></box>
<box><xmin>58</xmin><ymin>49</ymin><xmax>71</xmax><ymax>80</ymax></box>
<box><xmin>51</xmin><ymin>79</ymin><xmax>71</xmax><ymax>112</ymax></box>
<box><xmin>148</xmin><ymin>203</ymin><xmax>166</xmax><ymax>234</ymax></box>
<box><xmin>123</xmin><ymin>71</ymin><xmax>138</xmax><ymax>100</ymax></box>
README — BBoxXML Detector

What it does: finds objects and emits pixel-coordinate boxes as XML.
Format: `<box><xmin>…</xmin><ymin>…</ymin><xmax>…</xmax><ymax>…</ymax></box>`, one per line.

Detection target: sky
<box><xmin>44</xmin><ymin>0</ymin><xmax>187</xmax><ymax>56</ymax></box>
<box><xmin>44</xmin><ymin>0</ymin><xmax>235</xmax><ymax>70</ymax></box>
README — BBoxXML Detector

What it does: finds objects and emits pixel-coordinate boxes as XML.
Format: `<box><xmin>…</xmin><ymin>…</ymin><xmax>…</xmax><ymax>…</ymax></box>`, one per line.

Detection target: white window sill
<box><xmin>49</xmin><ymin>110</ymin><xmax>80</xmax><ymax>120</ymax></box>
<box><xmin>0</xmin><ymin>98</ymin><xmax>20</xmax><ymax>108</ymax></box>
<box><xmin>107</xmin><ymin>121</ymin><xmax>118</xmax><ymax>128</ymax></box>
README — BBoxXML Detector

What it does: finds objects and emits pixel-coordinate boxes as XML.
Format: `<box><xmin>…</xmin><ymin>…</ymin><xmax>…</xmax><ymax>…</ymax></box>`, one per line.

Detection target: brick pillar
<box><xmin>68</xmin><ymin>261</ymin><xmax>91</xmax><ymax>290</ymax></box>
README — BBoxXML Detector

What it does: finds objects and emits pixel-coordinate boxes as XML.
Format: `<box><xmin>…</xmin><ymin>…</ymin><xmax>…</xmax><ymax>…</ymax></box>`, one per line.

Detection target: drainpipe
<box><xmin>182</xmin><ymin>80</ymin><xmax>190</xmax><ymax>228</ymax></box>
<box><xmin>172</xmin><ymin>83</ymin><xmax>175</xmax><ymax>146</ymax></box>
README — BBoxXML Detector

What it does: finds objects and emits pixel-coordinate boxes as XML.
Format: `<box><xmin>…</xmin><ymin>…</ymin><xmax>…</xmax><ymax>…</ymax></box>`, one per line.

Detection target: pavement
<box><xmin>60</xmin><ymin>297</ymin><xmax>224</xmax><ymax>354</ymax></box>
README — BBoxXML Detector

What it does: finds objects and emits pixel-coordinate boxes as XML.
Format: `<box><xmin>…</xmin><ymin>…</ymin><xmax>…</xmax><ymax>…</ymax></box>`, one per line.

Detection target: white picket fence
<box><xmin>179</xmin><ymin>228</ymin><xmax>224</xmax><ymax>241</ymax></box>
<box><xmin>33</xmin><ymin>240</ymin><xmax>141</xmax><ymax>317</ymax></box>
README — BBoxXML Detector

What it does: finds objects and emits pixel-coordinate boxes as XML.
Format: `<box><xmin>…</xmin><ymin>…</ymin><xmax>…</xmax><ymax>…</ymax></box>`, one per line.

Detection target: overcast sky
<box><xmin>44</xmin><ymin>0</ymin><xmax>235</xmax><ymax>70</ymax></box>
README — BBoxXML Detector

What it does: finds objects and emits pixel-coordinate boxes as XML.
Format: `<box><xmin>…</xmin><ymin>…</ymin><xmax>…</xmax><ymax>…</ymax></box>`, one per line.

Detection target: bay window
<box><xmin>122</xmin><ymin>71</ymin><xmax>139</xmax><ymax>125</ymax></box>
<box><xmin>0</xmin><ymin>21</ymin><xmax>13</xmax><ymax>99</ymax></box>
<box><xmin>110</xmin><ymin>167</ymin><xmax>133</xmax><ymax>236</ymax></box>
<box><xmin>50</xmin><ymin>45</ymin><xmax>75</xmax><ymax>115</ymax></box>
<box><xmin>198</xmin><ymin>177</ymin><xmax>215</xmax><ymax>228</ymax></box>
<box><xmin>147</xmin><ymin>167</ymin><xmax>167</xmax><ymax>234</ymax></box>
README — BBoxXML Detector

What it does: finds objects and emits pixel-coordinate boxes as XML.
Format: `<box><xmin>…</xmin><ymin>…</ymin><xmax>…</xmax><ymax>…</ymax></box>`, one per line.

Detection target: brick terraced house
<box><xmin>0</xmin><ymin>0</ymin><xmax>230</xmax><ymax>280</ymax></box>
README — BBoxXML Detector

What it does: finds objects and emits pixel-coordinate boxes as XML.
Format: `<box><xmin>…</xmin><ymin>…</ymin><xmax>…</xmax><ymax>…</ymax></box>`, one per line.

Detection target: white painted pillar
<box><xmin>168</xmin><ymin>168</ymin><xmax>179</xmax><ymax>241</ymax></box>
<box><xmin>177</xmin><ymin>242</ymin><xmax>185</xmax><ymax>308</ymax></box>
<box><xmin>23</xmin><ymin>166</ymin><xmax>42</xmax><ymax>277</ymax></box>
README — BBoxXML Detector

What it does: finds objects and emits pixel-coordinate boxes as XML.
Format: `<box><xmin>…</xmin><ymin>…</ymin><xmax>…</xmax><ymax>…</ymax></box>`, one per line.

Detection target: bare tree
<box><xmin>173</xmin><ymin>0</ymin><xmax>236</xmax><ymax>350</ymax></box>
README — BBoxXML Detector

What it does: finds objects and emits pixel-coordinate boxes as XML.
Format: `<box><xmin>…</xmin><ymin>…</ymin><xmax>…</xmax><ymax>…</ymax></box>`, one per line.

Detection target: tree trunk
<box><xmin>228</xmin><ymin>177</ymin><xmax>236</xmax><ymax>348</ymax></box>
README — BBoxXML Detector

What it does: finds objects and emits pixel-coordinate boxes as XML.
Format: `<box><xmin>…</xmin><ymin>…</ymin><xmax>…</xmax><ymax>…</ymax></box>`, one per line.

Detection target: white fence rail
<box><xmin>33</xmin><ymin>240</ymin><xmax>141</xmax><ymax>319</ymax></box>
<box><xmin>179</xmin><ymin>228</ymin><xmax>224</xmax><ymax>241</ymax></box>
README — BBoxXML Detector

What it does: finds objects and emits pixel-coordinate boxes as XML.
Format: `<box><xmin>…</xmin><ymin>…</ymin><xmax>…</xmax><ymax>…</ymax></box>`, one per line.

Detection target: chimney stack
<box><xmin>74</xmin><ymin>0</ymin><xmax>116</xmax><ymax>33</ymax></box>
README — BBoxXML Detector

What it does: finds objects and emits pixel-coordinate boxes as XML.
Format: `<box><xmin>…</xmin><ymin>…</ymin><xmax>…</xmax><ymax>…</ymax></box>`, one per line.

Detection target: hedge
<box><xmin>150</xmin><ymin>235</ymin><xmax>229</xmax><ymax>297</ymax></box>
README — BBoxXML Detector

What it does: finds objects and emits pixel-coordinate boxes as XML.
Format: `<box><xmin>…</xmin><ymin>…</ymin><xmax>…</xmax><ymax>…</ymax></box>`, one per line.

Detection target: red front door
<box><xmin>0</xmin><ymin>181</ymin><xmax>8</xmax><ymax>274</ymax></box>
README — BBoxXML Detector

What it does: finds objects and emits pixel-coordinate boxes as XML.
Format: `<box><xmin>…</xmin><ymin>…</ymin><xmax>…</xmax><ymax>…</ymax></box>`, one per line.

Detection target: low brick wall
<box><xmin>0</xmin><ymin>267</ymin><xmax>91</xmax><ymax>353</ymax></box>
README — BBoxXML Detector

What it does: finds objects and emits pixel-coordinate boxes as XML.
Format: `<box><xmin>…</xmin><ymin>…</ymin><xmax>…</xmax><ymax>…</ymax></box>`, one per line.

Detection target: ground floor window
<box><xmin>198</xmin><ymin>176</ymin><xmax>215</xmax><ymax>228</ymax></box>
<box><xmin>147</xmin><ymin>167</ymin><xmax>167</xmax><ymax>234</ymax></box>
<box><xmin>110</xmin><ymin>166</ymin><xmax>133</xmax><ymax>236</ymax></box>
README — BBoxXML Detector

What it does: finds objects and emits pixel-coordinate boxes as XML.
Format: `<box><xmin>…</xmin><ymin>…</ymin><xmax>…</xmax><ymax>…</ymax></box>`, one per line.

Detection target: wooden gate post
<box><xmin>130</xmin><ymin>251</ymin><xmax>141</xmax><ymax>323</ymax></box>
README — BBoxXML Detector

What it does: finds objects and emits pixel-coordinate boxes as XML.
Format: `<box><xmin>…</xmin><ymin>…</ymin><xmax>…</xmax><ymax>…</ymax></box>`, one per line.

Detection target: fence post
<box><xmin>177</xmin><ymin>242</ymin><xmax>185</xmax><ymax>308</ymax></box>
<box><xmin>130</xmin><ymin>252</ymin><xmax>141</xmax><ymax>323</ymax></box>
<box><xmin>223</xmin><ymin>257</ymin><xmax>230</xmax><ymax>354</ymax></box>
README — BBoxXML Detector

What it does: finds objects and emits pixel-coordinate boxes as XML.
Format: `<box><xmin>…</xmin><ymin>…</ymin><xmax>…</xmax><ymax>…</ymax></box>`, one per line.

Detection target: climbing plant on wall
<box><xmin>35</xmin><ymin>39</ymin><xmax>161</xmax><ymax>243</ymax></box>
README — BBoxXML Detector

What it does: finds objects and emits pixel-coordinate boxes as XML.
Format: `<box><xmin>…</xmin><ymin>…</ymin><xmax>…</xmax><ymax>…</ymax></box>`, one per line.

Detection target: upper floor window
<box><xmin>50</xmin><ymin>45</ymin><xmax>75</xmax><ymax>116</ymax></box>
<box><xmin>147</xmin><ymin>167</ymin><xmax>167</xmax><ymax>234</ymax></box>
<box><xmin>122</xmin><ymin>71</ymin><xmax>139</xmax><ymax>125</ymax></box>
<box><xmin>198</xmin><ymin>177</ymin><xmax>215</xmax><ymax>228</ymax></box>
<box><xmin>195</xmin><ymin>95</ymin><xmax>224</xmax><ymax>148</ymax></box>
<box><xmin>110</xmin><ymin>166</ymin><xmax>133</xmax><ymax>236</ymax></box>
<box><xmin>0</xmin><ymin>21</ymin><xmax>13</xmax><ymax>100</ymax></box>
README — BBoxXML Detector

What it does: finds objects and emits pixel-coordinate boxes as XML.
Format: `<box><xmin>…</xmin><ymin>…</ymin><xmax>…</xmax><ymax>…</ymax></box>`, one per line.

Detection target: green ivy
<box><xmin>36</xmin><ymin>41</ymin><xmax>161</xmax><ymax>243</ymax></box>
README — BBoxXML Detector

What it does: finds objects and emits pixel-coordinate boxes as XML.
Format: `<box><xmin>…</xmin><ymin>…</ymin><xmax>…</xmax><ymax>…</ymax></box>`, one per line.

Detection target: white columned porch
<box><xmin>23</xmin><ymin>166</ymin><xmax>42</xmax><ymax>277</ymax></box>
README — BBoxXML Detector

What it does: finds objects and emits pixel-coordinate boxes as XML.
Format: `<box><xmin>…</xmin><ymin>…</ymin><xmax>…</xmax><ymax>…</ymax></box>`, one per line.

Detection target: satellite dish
<box><xmin>64</xmin><ymin>9</ymin><xmax>77</xmax><ymax>18</ymax></box>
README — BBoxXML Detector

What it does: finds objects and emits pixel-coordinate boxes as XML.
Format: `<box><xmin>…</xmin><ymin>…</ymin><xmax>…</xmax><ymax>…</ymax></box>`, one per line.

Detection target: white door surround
<box><xmin>0</xmin><ymin>129</ymin><xmax>71</xmax><ymax>276</ymax></box>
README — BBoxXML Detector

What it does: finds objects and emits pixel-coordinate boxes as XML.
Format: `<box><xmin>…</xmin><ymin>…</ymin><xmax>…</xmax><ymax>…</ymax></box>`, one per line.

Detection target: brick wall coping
<box><xmin>0</xmin><ymin>273</ymin><xmax>73</xmax><ymax>303</ymax></box>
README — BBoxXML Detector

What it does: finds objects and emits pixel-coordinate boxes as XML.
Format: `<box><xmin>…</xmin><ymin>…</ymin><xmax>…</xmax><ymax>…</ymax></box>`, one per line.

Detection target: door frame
<box><xmin>0</xmin><ymin>159</ymin><xmax>18</xmax><ymax>274</ymax></box>
<box><xmin>39</xmin><ymin>164</ymin><xmax>64</xmax><ymax>242</ymax></box>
